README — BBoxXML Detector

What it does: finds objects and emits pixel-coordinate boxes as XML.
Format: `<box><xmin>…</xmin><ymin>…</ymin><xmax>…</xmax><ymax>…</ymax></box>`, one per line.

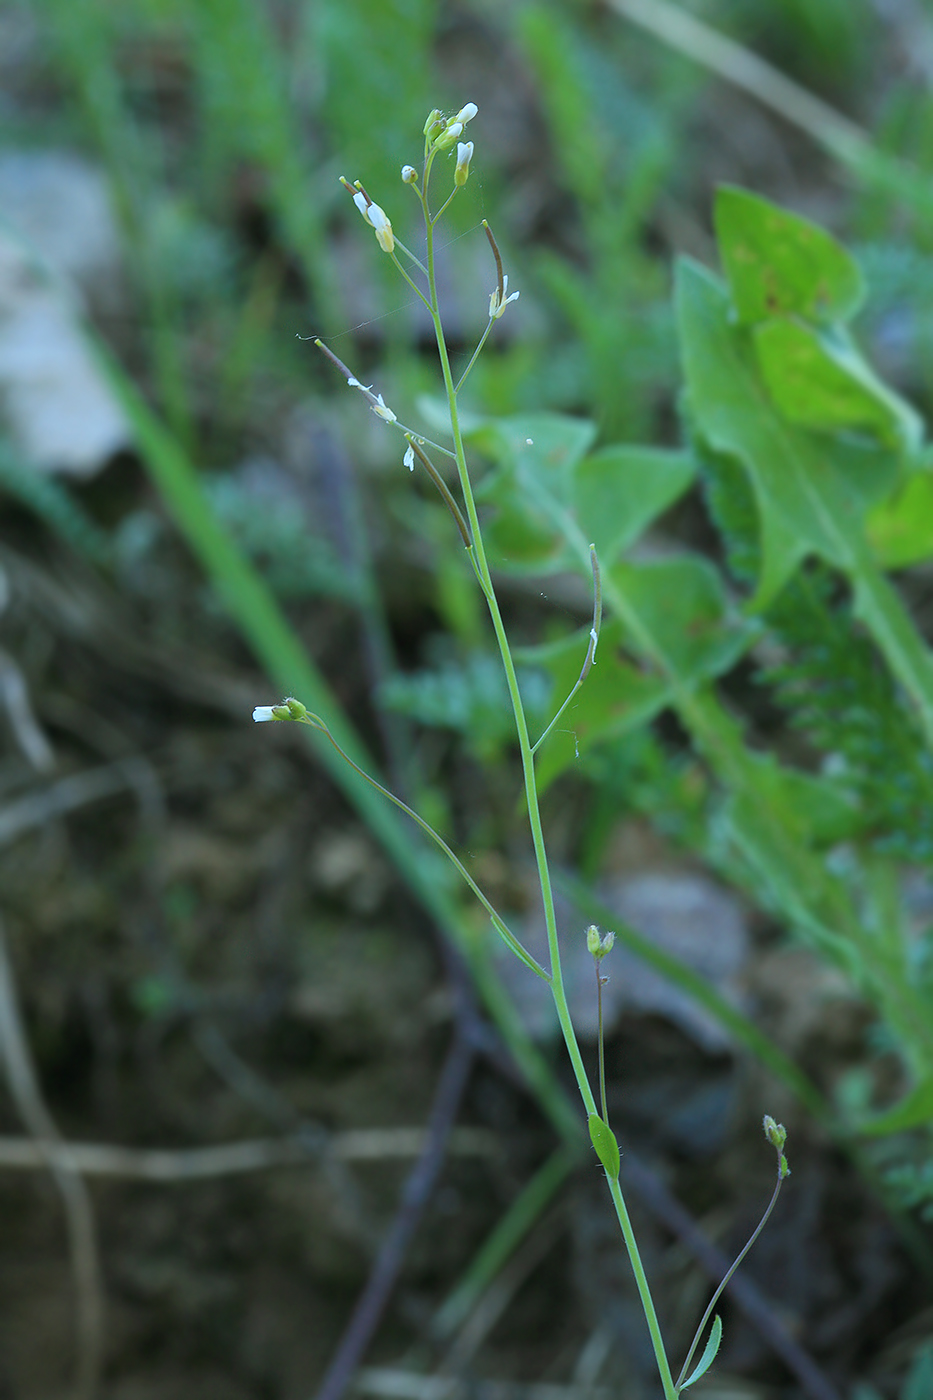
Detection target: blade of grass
<box><xmin>609</xmin><ymin>0</ymin><xmax>933</xmax><ymax>224</ymax></box>
<box><xmin>432</xmin><ymin>1148</ymin><xmax>573</xmax><ymax>1341</ymax></box>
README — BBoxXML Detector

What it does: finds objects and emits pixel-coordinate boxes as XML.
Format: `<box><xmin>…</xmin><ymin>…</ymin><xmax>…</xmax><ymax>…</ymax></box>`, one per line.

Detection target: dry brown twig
<box><xmin>0</xmin><ymin>920</ymin><xmax>104</xmax><ymax>1400</ymax></box>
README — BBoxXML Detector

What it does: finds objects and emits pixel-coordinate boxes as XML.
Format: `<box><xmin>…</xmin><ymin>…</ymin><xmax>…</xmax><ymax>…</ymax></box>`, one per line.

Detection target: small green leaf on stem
<box><xmin>679</xmin><ymin>1316</ymin><xmax>722</xmax><ymax>1391</ymax></box>
<box><xmin>588</xmin><ymin>1112</ymin><xmax>620</xmax><ymax>1180</ymax></box>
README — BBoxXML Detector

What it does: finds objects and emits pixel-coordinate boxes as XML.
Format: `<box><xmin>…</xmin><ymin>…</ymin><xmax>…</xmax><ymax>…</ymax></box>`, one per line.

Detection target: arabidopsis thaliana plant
<box><xmin>489</xmin><ymin>274</ymin><xmax>520</xmax><ymax>320</ymax></box>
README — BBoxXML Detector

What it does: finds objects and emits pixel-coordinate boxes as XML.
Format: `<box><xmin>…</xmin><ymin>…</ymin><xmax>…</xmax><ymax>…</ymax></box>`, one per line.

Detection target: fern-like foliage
<box><xmin>701</xmin><ymin>446</ymin><xmax>933</xmax><ymax>862</ymax></box>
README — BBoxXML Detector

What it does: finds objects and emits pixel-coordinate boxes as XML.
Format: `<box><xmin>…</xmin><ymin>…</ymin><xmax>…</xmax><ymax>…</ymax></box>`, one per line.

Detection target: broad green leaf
<box><xmin>741</xmin><ymin>761</ymin><xmax>862</xmax><ymax>847</ymax></box>
<box><xmin>680</xmin><ymin>1315</ymin><xmax>723</xmax><ymax>1390</ymax></box>
<box><xmin>573</xmin><ymin>446</ymin><xmax>695</xmax><ymax>566</ymax></box>
<box><xmin>753</xmin><ymin>320</ymin><xmax>922</xmax><ymax>454</ymax></box>
<box><xmin>677</xmin><ymin>258</ymin><xmax>901</xmax><ymax>607</ymax></box>
<box><xmin>867</xmin><ymin>469</ymin><xmax>933</xmax><ymax>567</ymax></box>
<box><xmin>527</xmin><ymin>621</ymin><xmax>670</xmax><ymax>790</ymax></box>
<box><xmin>859</xmin><ymin>1077</ymin><xmax>933</xmax><ymax>1136</ymax></box>
<box><xmin>480</xmin><ymin>491</ymin><xmax>567</xmax><ymax>572</ymax></box>
<box><xmin>469</xmin><ymin>413</ymin><xmax>755</xmax><ymax>716</ymax></box>
<box><xmin>472</xmin><ymin>413</ymin><xmax>598</xmax><ymax>512</ymax></box>
<box><xmin>608</xmin><ymin>556</ymin><xmax>752</xmax><ymax>684</ymax></box>
<box><xmin>715</xmin><ymin>185</ymin><xmax>864</xmax><ymax>326</ymax></box>
<box><xmin>587</xmin><ymin>1112</ymin><xmax>620</xmax><ymax>1179</ymax></box>
<box><xmin>471</xmin><ymin>413</ymin><xmax>597</xmax><ymax>574</ymax></box>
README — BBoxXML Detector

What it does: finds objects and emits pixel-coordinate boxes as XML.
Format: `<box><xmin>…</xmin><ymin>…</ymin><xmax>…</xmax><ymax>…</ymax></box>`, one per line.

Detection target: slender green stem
<box><xmin>392</xmin><ymin>237</ymin><xmax>429</xmax><ymax>280</ymax></box>
<box><xmin>455</xmin><ymin>319</ymin><xmax>496</xmax><ymax>394</ymax></box>
<box><xmin>419</xmin><ymin>147</ymin><xmax>678</xmax><ymax>1400</ymax></box>
<box><xmin>675</xmin><ymin>1172</ymin><xmax>785</xmax><ymax>1390</ymax></box>
<box><xmin>294</xmin><ymin>714</ymin><xmax>549</xmax><ymax>982</ymax></box>
<box><xmin>596</xmin><ymin>963</ymin><xmax>608</xmax><ymax>1125</ymax></box>
<box><xmin>532</xmin><ymin>544</ymin><xmax>602</xmax><ymax>754</ymax></box>
<box><xmin>389</xmin><ymin>248</ymin><xmax>434</xmax><ymax>312</ymax></box>
<box><xmin>405</xmin><ymin>436</ymin><xmax>472</xmax><ymax>547</ymax></box>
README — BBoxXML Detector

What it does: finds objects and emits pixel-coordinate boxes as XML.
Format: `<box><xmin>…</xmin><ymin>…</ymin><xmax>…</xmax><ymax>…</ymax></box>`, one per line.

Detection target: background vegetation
<box><xmin>3</xmin><ymin>1</ymin><xmax>933</xmax><ymax>1398</ymax></box>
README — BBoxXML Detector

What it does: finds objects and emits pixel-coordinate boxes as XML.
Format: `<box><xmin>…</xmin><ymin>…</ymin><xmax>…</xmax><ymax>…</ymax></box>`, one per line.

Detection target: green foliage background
<box><xmin>8</xmin><ymin>0</ymin><xmax>933</xmax><ymax>1392</ymax></box>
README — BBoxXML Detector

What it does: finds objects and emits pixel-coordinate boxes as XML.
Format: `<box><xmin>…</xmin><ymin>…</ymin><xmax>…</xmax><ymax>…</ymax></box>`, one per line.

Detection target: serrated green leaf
<box><xmin>573</xmin><ymin>446</ymin><xmax>696</xmax><ymax>566</ymax></box>
<box><xmin>587</xmin><ymin>1113</ymin><xmax>620</xmax><ymax>1179</ymax></box>
<box><xmin>753</xmin><ymin>320</ymin><xmax>922</xmax><ymax>453</ymax></box>
<box><xmin>680</xmin><ymin>1315</ymin><xmax>722</xmax><ymax>1390</ymax></box>
<box><xmin>715</xmin><ymin>185</ymin><xmax>863</xmax><ymax>326</ymax></box>
<box><xmin>676</xmin><ymin>257</ymin><xmax>901</xmax><ymax>607</ymax></box>
<box><xmin>859</xmin><ymin>1077</ymin><xmax>933</xmax><ymax>1136</ymax></box>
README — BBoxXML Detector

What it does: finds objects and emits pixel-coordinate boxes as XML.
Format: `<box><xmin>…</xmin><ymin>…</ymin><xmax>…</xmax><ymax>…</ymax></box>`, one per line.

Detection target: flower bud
<box><xmin>762</xmin><ymin>1115</ymin><xmax>787</xmax><ymax>1151</ymax></box>
<box><xmin>586</xmin><ymin>925</ymin><xmax>601</xmax><ymax>955</ymax></box>
<box><xmin>454</xmin><ymin>140</ymin><xmax>473</xmax><ymax>186</ymax></box>
<box><xmin>285</xmin><ymin>697</ymin><xmax>308</xmax><ymax>719</ymax></box>
<box><xmin>423</xmin><ymin>108</ymin><xmax>442</xmax><ymax>135</ymax></box>
<box><xmin>433</xmin><ymin>122</ymin><xmax>461</xmax><ymax>151</ymax></box>
<box><xmin>401</xmin><ymin>165</ymin><xmax>418</xmax><ymax>184</ymax></box>
<box><xmin>350</xmin><ymin>189</ymin><xmax>394</xmax><ymax>253</ymax></box>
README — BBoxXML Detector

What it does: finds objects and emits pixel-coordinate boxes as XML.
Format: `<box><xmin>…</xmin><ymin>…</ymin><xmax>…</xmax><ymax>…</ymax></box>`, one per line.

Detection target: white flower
<box><xmin>346</xmin><ymin>377</ymin><xmax>396</xmax><ymax>422</ymax></box>
<box><xmin>404</xmin><ymin>444</ymin><xmax>415</xmax><ymax>472</ymax></box>
<box><xmin>401</xmin><ymin>165</ymin><xmax>418</xmax><ymax>184</ymax></box>
<box><xmin>454</xmin><ymin>141</ymin><xmax>473</xmax><ymax>187</ymax></box>
<box><xmin>489</xmin><ymin>274</ymin><xmax>520</xmax><ymax>320</ymax></box>
<box><xmin>453</xmin><ymin>102</ymin><xmax>478</xmax><ymax>126</ymax></box>
<box><xmin>368</xmin><ymin>203</ymin><xmax>394</xmax><ymax>253</ymax></box>
<box><xmin>371</xmin><ymin>393</ymin><xmax>397</xmax><ymax>423</ymax></box>
<box><xmin>253</xmin><ymin>706</ymin><xmax>277</xmax><ymax>722</ymax></box>
<box><xmin>445</xmin><ymin>122</ymin><xmax>463</xmax><ymax>141</ymax></box>
<box><xmin>352</xmin><ymin>190</ymin><xmax>394</xmax><ymax>253</ymax></box>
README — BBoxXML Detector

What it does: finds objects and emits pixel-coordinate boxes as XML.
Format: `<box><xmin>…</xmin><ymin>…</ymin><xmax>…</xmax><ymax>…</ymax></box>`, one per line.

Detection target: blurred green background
<box><xmin>3</xmin><ymin>2</ymin><xmax>933</xmax><ymax>1398</ymax></box>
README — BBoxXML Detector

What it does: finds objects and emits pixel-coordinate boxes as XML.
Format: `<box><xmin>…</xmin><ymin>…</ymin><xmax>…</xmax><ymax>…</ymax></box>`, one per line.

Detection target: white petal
<box><xmin>404</xmin><ymin>445</ymin><xmax>415</xmax><ymax>471</ymax></box>
<box><xmin>368</xmin><ymin>202</ymin><xmax>390</xmax><ymax>232</ymax></box>
<box><xmin>353</xmin><ymin>190</ymin><xmax>371</xmax><ymax>224</ymax></box>
<box><xmin>454</xmin><ymin>103</ymin><xmax>478</xmax><ymax>125</ymax></box>
<box><xmin>252</xmin><ymin>706</ymin><xmax>277</xmax><ymax>722</ymax></box>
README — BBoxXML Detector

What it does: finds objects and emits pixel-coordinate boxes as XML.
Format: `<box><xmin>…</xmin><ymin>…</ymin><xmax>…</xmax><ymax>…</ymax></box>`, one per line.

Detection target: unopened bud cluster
<box><xmin>252</xmin><ymin>697</ymin><xmax>308</xmax><ymax>723</ymax></box>
<box><xmin>586</xmin><ymin>925</ymin><xmax>616</xmax><ymax>960</ymax></box>
<box><xmin>763</xmin><ymin>1115</ymin><xmax>791</xmax><ymax>1178</ymax></box>
<box><xmin>425</xmin><ymin>102</ymin><xmax>478</xmax><ymax>153</ymax></box>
